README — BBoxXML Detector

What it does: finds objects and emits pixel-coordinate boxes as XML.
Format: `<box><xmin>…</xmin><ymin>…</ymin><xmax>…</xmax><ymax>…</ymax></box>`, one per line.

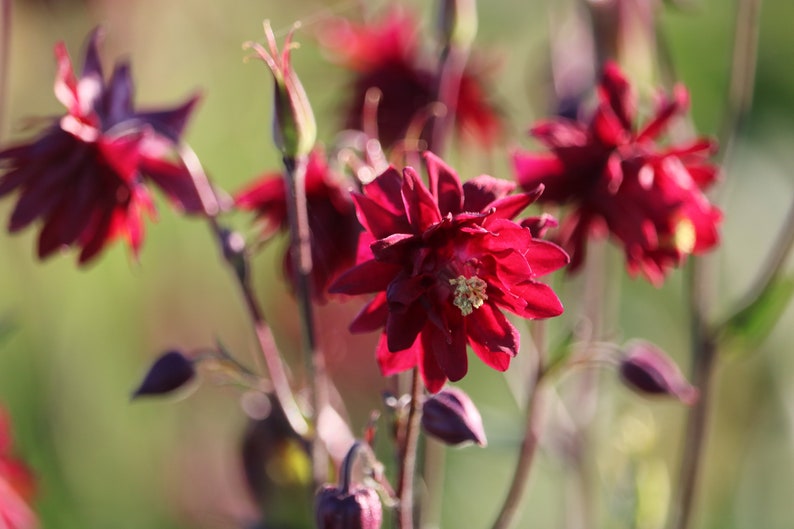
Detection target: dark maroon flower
<box><xmin>619</xmin><ymin>341</ymin><xmax>698</xmax><ymax>405</ymax></box>
<box><xmin>512</xmin><ymin>62</ymin><xmax>721</xmax><ymax>285</ymax></box>
<box><xmin>422</xmin><ymin>386</ymin><xmax>487</xmax><ymax>446</ymax></box>
<box><xmin>0</xmin><ymin>29</ymin><xmax>205</xmax><ymax>264</ymax></box>
<box><xmin>132</xmin><ymin>350</ymin><xmax>196</xmax><ymax>399</ymax></box>
<box><xmin>235</xmin><ymin>149</ymin><xmax>361</xmax><ymax>301</ymax></box>
<box><xmin>317</xmin><ymin>9</ymin><xmax>502</xmax><ymax>150</ymax></box>
<box><xmin>0</xmin><ymin>408</ymin><xmax>37</xmax><ymax>529</ymax></box>
<box><xmin>330</xmin><ymin>152</ymin><xmax>568</xmax><ymax>393</ymax></box>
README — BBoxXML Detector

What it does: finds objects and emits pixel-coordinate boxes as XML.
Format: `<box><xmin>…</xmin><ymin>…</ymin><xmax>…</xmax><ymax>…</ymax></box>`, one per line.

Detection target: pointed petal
<box><xmin>424</xmin><ymin>151</ymin><xmax>463</xmax><ymax>216</ymax></box>
<box><xmin>419</xmin><ymin>330</ymin><xmax>448</xmax><ymax>393</ymax></box>
<box><xmin>377</xmin><ymin>332</ymin><xmax>418</xmax><ymax>376</ymax></box>
<box><xmin>352</xmin><ymin>191</ymin><xmax>411</xmax><ymax>239</ymax></box>
<box><xmin>466</xmin><ymin>303</ymin><xmax>517</xmax><ymax>371</ymax></box>
<box><xmin>350</xmin><ymin>292</ymin><xmax>389</xmax><ymax>333</ymax></box>
<box><xmin>329</xmin><ymin>259</ymin><xmax>400</xmax><ymax>295</ymax></box>
<box><xmin>401</xmin><ymin>166</ymin><xmax>441</xmax><ymax>231</ymax></box>
<box><xmin>140</xmin><ymin>156</ymin><xmax>205</xmax><ymax>213</ymax></box>
<box><xmin>462</xmin><ymin>174</ymin><xmax>516</xmax><ymax>212</ymax></box>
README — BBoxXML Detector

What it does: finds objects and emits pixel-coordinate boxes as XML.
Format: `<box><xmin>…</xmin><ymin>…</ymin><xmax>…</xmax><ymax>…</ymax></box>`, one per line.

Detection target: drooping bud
<box><xmin>421</xmin><ymin>387</ymin><xmax>487</xmax><ymax>446</ymax></box>
<box><xmin>132</xmin><ymin>350</ymin><xmax>196</xmax><ymax>398</ymax></box>
<box><xmin>245</xmin><ymin>21</ymin><xmax>317</xmax><ymax>159</ymax></box>
<box><xmin>315</xmin><ymin>442</ymin><xmax>383</xmax><ymax>529</ymax></box>
<box><xmin>315</xmin><ymin>485</ymin><xmax>383</xmax><ymax>529</ymax></box>
<box><xmin>521</xmin><ymin>213</ymin><xmax>559</xmax><ymax>239</ymax></box>
<box><xmin>618</xmin><ymin>341</ymin><xmax>698</xmax><ymax>405</ymax></box>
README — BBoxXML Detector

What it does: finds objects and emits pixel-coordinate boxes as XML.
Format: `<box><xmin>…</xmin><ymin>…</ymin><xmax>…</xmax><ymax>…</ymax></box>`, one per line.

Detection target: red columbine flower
<box><xmin>317</xmin><ymin>9</ymin><xmax>502</xmax><ymax>150</ymax></box>
<box><xmin>0</xmin><ymin>29</ymin><xmax>206</xmax><ymax>264</ymax></box>
<box><xmin>512</xmin><ymin>62</ymin><xmax>721</xmax><ymax>285</ymax></box>
<box><xmin>330</xmin><ymin>152</ymin><xmax>568</xmax><ymax>392</ymax></box>
<box><xmin>0</xmin><ymin>408</ymin><xmax>37</xmax><ymax>529</ymax></box>
<box><xmin>235</xmin><ymin>149</ymin><xmax>360</xmax><ymax>301</ymax></box>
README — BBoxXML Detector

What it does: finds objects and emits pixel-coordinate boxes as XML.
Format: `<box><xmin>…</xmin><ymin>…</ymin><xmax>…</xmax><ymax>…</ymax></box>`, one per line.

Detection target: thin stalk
<box><xmin>176</xmin><ymin>143</ymin><xmax>308</xmax><ymax>437</ymax></box>
<box><xmin>671</xmin><ymin>1</ymin><xmax>763</xmax><ymax>528</ymax></box>
<box><xmin>397</xmin><ymin>368</ymin><xmax>422</xmax><ymax>529</ymax></box>
<box><xmin>0</xmin><ymin>0</ymin><xmax>10</xmax><ymax>141</ymax></box>
<box><xmin>283</xmin><ymin>154</ymin><xmax>329</xmax><ymax>487</ymax></box>
<box><xmin>490</xmin><ymin>320</ymin><xmax>548</xmax><ymax>529</ymax></box>
<box><xmin>431</xmin><ymin>43</ymin><xmax>469</xmax><ymax>155</ymax></box>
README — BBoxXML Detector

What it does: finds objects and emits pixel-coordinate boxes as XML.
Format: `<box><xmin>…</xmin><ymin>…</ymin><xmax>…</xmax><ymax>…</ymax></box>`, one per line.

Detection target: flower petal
<box><xmin>424</xmin><ymin>151</ymin><xmax>463</xmax><ymax>216</ymax></box>
<box><xmin>401</xmin><ymin>166</ymin><xmax>441</xmax><ymax>231</ymax></box>
<box><xmin>466</xmin><ymin>303</ymin><xmax>518</xmax><ymax>371</ymax></box>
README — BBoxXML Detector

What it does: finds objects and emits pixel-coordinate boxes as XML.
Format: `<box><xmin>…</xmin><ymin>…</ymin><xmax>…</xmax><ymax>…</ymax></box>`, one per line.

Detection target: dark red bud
<box><xmin>619</xmin><ymin>341</ymin><xmax>698</xmax><ymax>405</ymax></box>
<box><xmin>421</xmin><ymin>387</ymin><xmax>487</xmax><ymax>446</ymax></box>
<box><xmin>132</xmin><ymin>350</ymin><xmax>195</xmax><ymax>398</ymax></box>
<box><xmin>315</xmin><ymin>485</ymin><xmax>382</xmax><ymax>529</ymax></box>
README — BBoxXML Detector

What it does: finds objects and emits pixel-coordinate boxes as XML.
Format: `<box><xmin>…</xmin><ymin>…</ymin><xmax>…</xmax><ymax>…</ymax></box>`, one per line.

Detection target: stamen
<box><xmin>449</xmin><ymin>275</ymin><xmax>488</xmax><ymax>316</ymax></box>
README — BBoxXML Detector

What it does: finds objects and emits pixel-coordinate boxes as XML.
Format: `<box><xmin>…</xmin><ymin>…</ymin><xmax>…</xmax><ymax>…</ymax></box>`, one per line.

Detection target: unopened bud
<box><xmin>421</xmin><ymin>387</ymin><xmax>487</xmax><ymax>446</ymax></box>
<box><xmin>315</xmin><ymin>441</ymin><xmax>383</xmax><ymax>529</ymax></box>
<box><xmin>132</xmin><ymin>350</ymin><xmax>195</xmax><ymax>398</ymax></box>
<box><xmin>315</xmin><ymin>485</ymin><xmax>382</xmax><ymax>529</ymax></box>
<box><xmin>619</xmin><ymin>341</ymin><xmax>698</xmax><ymax>405</ymax></box>
<box><xmin>438</xmin><ymin>0</ymin><xmax>478</xmax><ymax>49</ymax></box>
<box><xmin>246</xmin><ymin>22</ymin><xmax>317</xmax><ymax>159</ymax></box>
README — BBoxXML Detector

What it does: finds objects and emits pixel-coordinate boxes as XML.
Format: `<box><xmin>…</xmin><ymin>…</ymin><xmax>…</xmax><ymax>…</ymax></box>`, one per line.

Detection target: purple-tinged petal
<box><xmin>462</xmin><ymin>174</ymin><xmax>516</xmax><ymax>212</ymax></box>
<box><xmin>386</xmin><ymin>302</ymin><xmax>428</xmax><ymax>353</ymax></box>
<box><xmin>363</xmin><ymin>166</ymin><xmax>404</xmax><ymax>214</ymax></box>
<box><xmin>132</xmin><ymin>350</ymin><xmax>196</xmax><ymax>398</ymax></box>
<box><xmin>619</xmin><ymin>340</ymin><xmax>698</xmax><ymax>405</ymax></box>
<box><xmin>430</xmin><ymin>311</ymin><xmax>468</xmax><ymax>383</ymax></box>
<box><xmin>140</xmin><ymin>156</ymin><xmax>205</xmax><ymax>213</ymax></box>
<box><xmin>599</xmin><ymin>61</ymin><xmax>635</xmax><ymax>130</ymax></box>
<box><xmin>135</xmin><ymin>94</ymin><xmax>201</xmax><ymax>142</ymax></box>
<box><xmin>370</xmin><ymin>232</ymin><xmax>415</xmax><ymax>263</ymax></box>
<box><xmin>422</xmin><ymin>387</ymin><xmax>487</xmax><ymax>446</ymax></box>
<box><xmin>419</xmin><ymin>331</ymin><xmax>448</xmax><ymax>393</ymax></box>
<box><xmin>104</xmin><ymin>62</ymin><xmax>134</xmax><ymax>126</ymax></box>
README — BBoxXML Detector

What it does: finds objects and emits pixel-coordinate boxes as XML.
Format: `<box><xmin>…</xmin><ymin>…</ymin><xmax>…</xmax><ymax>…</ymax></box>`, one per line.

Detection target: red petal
<box><xmin>424</xmin><ymin>151</ymin><xmax>463</xmax><ymax>216</ymax></box>
<box><xmin>401</xmin><ymin>166</ymin><xmax>441</xmax><ymax>232</ymax></box>
<box><xmin>377</xmin><ymin>333</ymin><xmax>418</xmax><ymax>376</ymax></box>
<box><xmin>466</xmin><ymin>303</ymin><xmax>517</xmax><ymax>371</ymax></box>
<box><xmin>352</xmin><ymin>192</ymin><xmax>411</xmax><ymax>239</ymax></box>
<box><xmin>350</xmin><ymin>292</ymin><xmax>388</xmax><ymax>333</ymax></box>
<box><xmin>329</xmin><ymin>259</ymin><xmax>400</xmax><ymax>295</ymax></box>
<box><xmin>525</xmin><ymin>239</ymin><xmax>570</xmax><ymax>276</ymax></box>
<box><xmin>462</xmin><ymin>174</ymin><xmax>516</xmax><ymax>212</ymax></box>
<box><xmin>419</xmin><ymin>331</ymin><xmax>448</xmax><ymax>393</ymax></box>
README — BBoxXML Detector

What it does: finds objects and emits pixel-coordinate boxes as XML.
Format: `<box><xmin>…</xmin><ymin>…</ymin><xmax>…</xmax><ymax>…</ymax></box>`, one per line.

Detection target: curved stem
<box><xmin>491</xmin><ymin>320</ymin><xmax>548</xmax><ymax>529</ymax></box>
<box><xmin>175</xmin><ymin>143</ymin><xmax>308</xmax><ymax>437</ymax></box>
<box><xmin>671</xmin><ymin>1</ymin><xmax>763</xmax><ymax>528</ymax></box>
<box><xmin>397</xmin><ymin>368</ymin><xmax>422</xmax><ymax>529</ymax></box>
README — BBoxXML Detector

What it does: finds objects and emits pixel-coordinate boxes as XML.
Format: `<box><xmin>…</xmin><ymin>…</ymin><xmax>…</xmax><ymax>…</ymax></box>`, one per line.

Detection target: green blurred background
<box><xmin>0</xmin><ymin>0</ymin><xmax>793</xmax><ymax>528</ymax></box>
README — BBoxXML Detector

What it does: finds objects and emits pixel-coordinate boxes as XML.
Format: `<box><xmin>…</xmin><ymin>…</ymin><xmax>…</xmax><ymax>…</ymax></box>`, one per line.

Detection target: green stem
<box><xmin>490</xmin><ymin>320</ymin><xmax>548</xmax><ymax>529</ymax></box>
<box><xmin>671</xmin><ymin>1</ymin><xmax>763</xmax><ymax>528</ymax></box>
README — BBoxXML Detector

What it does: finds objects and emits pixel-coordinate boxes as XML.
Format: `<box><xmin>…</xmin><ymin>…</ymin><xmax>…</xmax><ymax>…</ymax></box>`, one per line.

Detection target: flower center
<box><xmin>449</xmin><ymin>275</ymin><xmax>488</xmax><ymax>316</ymax></box>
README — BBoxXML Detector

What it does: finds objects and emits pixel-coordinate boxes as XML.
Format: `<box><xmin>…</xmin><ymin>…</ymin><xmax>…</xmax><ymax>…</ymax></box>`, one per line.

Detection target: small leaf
<box><xmin>721</xmin><ymin>275</ymin><xmax>794</xmax><ymax>351</ymax></box>
<box><xmin>132</xmin><ymin>350</ymin><xmax>196</xmax><ymax>399</ymax></box>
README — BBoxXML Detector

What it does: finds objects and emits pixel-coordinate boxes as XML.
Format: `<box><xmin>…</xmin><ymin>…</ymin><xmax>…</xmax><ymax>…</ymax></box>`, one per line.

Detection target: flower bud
<box><xmin>619</xmin><ymin>341</ymin><xmax>698</xmax><ymax>405</ymax></box>
<box><xmin>421</xmin><ymin>387</ymin><xmax>487</xmax><ymax>446</ymax></box>
<box><xmin>315</xmin><ymin>485</ymin><xmax>383</xmax><ymax>529</ymax></box>
<box><xmin>132</xmin><ymin>350</ymin><xmax>195</xmax><ymax>398</ymax></box>
<box><xmin>438</xmin><ymin>0</ymin><xmax>478</xmax><ymax>50</ymax></box>
<box><xmin>246</xmin><ymin>22</ymin><xmax>317</xmax><ymax>159</ymax></box>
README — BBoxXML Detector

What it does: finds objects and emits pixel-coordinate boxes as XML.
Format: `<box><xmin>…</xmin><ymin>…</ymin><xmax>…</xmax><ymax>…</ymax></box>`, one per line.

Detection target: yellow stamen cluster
<box><xmin>673</xmin><ymin>218</ymin><xmax>696</xmax><ymax>254</ymax></box>
<box><xmin>449</xmin><ymin>275</ymin><xmax>488</xmax><ymax>316</ymax></box>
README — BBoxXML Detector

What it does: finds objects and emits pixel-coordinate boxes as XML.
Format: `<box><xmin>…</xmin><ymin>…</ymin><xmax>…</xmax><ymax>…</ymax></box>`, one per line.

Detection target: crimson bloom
<box><xmin>512</xmin><ymin>62</ymin><xmax>721</xmax><ymax>284</ymax></box>
<box><xmin>235</xmin><ymin>149</ymin><xmax>360</xmax><ymax>301</ymax></box>
<box><xmin>330</xmin><ymin>152</ymin><xmax>568</xmax><ymax>392</ymax></box>
<box><xmin>0</xmin><ymin>29</ymin><xmax>206</xmax><ymax>264</ymax></box>
<box><xmin>317</xmin><ymin>9</ymin><xmax>502</xmax><ymax>150</ymax></box>
<box><xmin>0</xmin><ymin>409</ymin><xmax>37</xmax><ymax>529</ymax></box>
